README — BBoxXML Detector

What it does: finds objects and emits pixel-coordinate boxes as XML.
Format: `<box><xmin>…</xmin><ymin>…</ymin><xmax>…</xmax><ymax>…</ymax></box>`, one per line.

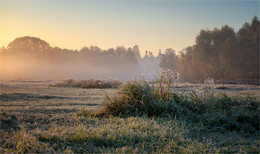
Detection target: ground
<box><xmin>0</xmin><ymin>79</ymin><xmax>259</xmax><ymax>153</ymax></box>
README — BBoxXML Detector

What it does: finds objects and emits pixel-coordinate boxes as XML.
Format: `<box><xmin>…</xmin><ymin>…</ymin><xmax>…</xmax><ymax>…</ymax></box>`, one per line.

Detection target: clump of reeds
<box><xmin>94</xmin><ymin>69</ymin><xmax>178</xmax><ymax>117</ymax></box>
<box><xmin>93</xmin><ymin>70</ymin><xmax>259</xmax><ymax>134</ymax></box>
<box><xmin>50</xmin><ymin>79</ymin><xmax>122</xmax><ymax>89</ymax></box>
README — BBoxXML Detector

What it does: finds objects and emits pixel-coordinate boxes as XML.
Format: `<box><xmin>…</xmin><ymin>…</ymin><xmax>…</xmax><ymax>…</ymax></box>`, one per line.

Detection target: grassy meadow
<box><xmin>0</xmin><ymin>78</ymin><xmax>259</xmax><ymax>153</ymax></box>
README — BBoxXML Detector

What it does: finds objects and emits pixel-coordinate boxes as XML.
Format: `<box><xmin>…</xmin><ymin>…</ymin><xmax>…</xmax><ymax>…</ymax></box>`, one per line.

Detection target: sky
<box><xmin>0</xmin><ymin>0</ymin><xmax>259</xmax><ymax>57</ymax></box>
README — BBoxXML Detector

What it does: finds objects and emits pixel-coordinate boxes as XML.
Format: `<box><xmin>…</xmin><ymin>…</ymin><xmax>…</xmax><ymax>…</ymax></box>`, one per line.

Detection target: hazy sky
<box><xmin>1</xmin><ymin>0</ymin><xmax>259</xmax><ymax>56</ymax></box>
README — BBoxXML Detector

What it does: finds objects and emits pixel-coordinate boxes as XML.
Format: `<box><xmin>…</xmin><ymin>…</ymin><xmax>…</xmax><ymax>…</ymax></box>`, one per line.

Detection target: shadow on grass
<box><xmin>0</xmin><ymin>93</ymin><xmax>67</xmax><ymax>101</ymax></box>
<box><xmin>14</xmin><ymin>108</ymin><xmax>78</xmax><ymax>114</ymax></box>
<box><xmin>0</xmin><ymin>93</ymin><xmax>89</xmax><ymax>102</ymax></box>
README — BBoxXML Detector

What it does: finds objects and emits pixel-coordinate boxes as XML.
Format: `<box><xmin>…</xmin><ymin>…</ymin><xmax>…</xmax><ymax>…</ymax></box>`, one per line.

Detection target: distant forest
<box><xmin>179</xmin><ymin>16</ymin><xmax>259</xmax><ymax>82</ymax></box>
<box><xmin>0</xmin><ymin>37</ymin><xmax>140</xmax><ymax>68</ymax></box>
<box><xmin>0</xmin><ymin>16</ymin><xmax>259</xmax><ymax>82</ymax></box>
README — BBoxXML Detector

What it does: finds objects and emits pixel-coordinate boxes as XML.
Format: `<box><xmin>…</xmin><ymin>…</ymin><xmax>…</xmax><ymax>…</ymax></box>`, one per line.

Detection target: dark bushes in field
<box><xmin>50</xmin><ymin>79</ymin><xmax>122</xmax><ymax>89</ymax></box>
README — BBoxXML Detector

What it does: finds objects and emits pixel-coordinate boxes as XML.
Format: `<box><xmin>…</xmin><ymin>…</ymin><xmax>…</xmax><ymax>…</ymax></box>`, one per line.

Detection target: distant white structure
<box><xmin>137</xmin><ymin>50</ymin><xmax>162</xmax><ymax>80</ymax></box>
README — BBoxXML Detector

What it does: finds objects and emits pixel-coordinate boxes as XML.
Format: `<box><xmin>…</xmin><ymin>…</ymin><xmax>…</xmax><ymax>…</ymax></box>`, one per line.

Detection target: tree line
<box><xmin>178</xmin><ymin>16</ymin><xmax>259</xmax><ymax>82</ymax></box>
<box><xmin>0</xmin><ymin>37</ymin><xmax>140</xmax><ymax>69</ymax></box>
<box><xmin>0</xmin><ymin>16</ymin><xmax>259</xmax><ymax>81</ymax></box>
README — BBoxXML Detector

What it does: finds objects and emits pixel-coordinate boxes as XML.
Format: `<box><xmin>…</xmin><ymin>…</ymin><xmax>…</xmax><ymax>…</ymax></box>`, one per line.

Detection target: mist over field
<box><xmin>1</xmin><ymin>16</ymin><xmax>259</xmax><ymax>83</ymax></box>
<box><xmin>1</xmin><ymin>47</ymin><xmax>126</xmax><ymax>80</ymax></box>
<box><xmin>0</xmin><ymin>0</ymin><xmax>260</xmax><ymax>152</ymax></box>
<box><xmin>0</xmin><ymin>54</ymin><xmax>140</xmax><ymax>80</ymax></box>
<box><xmin>0</xmin><ymin>37</ymin><xmax>163</xmax><ymax>81</ymax></box>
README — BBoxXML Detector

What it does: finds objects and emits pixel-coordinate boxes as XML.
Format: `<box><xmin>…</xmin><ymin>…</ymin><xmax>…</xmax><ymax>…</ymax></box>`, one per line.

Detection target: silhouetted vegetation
<box><xmin>0</xmin><ymin>16</ymin><xmax>259</xmax><ymax>82</ymax></box>
<box><xmin>0</xmin><ymin>36</ymin><xmax>139</xmax><ymax>66</ymax></box>
<box><xmin>0</xmin><ymin>37</ymin><xmax>143</xmax><ymax>80</ymax></box>
<box><xmin>178</xmin><ymin>16</ymin><xmax>259</xmax><ymax>82</ymax></box>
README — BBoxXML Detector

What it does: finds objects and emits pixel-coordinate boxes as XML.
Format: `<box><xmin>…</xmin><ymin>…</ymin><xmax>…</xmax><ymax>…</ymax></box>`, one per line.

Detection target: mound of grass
<box><xmin>94</xmin><ymin>81</ymin><xmax>169</xmax><ymax>117</ymax></box>
<box><xmin>94</xmin><ymin>70</ymin><xmax>176</xmax><ymax>117</ymax></box>
<box><xmin>87</xmin><ymin>74</ymin><xmax>259</xmax><ymax>153</ymax></box>
<box><xmin>50</xmin><ymin>79</ymin><xmax>122</xmax><ymax>89</ymax></box>
<box><xmin>93</xmin><ymin>72</ymin><xmax>259</xmax><ymax>140</ymax></box>
<box><xmin>95</xmin><ymin>80</ymin><xmax>259</xmax><ymax>128</ymax></box>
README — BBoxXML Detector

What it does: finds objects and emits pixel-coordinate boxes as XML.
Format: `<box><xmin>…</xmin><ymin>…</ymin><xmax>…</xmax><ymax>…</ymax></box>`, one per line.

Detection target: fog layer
<box><xmin>0</xmin><ymin>37</ymin><xmax>164</xmax><ymax>81</ymax></box>
<box><xmin>1</xmin><ymin>16</ymin><xmax>259</xmax><ymax>82</ymax></box>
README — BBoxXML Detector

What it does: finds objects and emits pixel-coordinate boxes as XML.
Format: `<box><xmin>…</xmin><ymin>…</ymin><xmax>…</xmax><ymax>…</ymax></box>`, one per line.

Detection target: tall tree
<box><xmin>178</xmin><ymin>16</ymin><xmax>260</xmax><ymax>82</ymax></box>
<box><xmin>160</xmin><ymin>48</ymin><xmax>178</xmax><ymax>73</ymax></box>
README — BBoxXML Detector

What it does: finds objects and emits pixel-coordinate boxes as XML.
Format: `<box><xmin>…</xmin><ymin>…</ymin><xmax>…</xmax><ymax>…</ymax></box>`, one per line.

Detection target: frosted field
<box><xmin>0</xmin><ymin>79</ymin><xmax>259</xmax><ymax>153</ymax></box>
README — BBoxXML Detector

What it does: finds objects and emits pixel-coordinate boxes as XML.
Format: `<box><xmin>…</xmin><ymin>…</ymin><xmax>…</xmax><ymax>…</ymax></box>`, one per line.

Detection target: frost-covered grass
<box><xmin>50</xmin><ymin>78</ymin><xmax>122</xmax><ymax>89</ymax></box>
<box><xmin>0</xmin><ymin>79</ymin><xmax>259</xmax><ymax>153</ymax></box>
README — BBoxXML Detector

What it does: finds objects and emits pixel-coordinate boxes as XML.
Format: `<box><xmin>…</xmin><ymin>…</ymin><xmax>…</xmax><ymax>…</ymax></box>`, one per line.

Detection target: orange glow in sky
<box><xmin>1</xmin><ymin>1</ymin><xmax>259</xmax><ymax>56</ymax></box>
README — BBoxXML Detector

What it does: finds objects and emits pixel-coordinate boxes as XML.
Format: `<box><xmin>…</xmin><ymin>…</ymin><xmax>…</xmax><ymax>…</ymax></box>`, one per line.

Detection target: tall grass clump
<box><xmin>84</xmin><ymin>72</ymin><xmax>260</xmax><ymax>152</ymax></box>
<box><xmin>94</xmin><ymin>70</ymin><xmax>260</xmax><ymax>134</ymax></box>
<box><xmin>94</xmin><ymin>69</ymin><xmax>180</xmax><ymax>117</ymax></box>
